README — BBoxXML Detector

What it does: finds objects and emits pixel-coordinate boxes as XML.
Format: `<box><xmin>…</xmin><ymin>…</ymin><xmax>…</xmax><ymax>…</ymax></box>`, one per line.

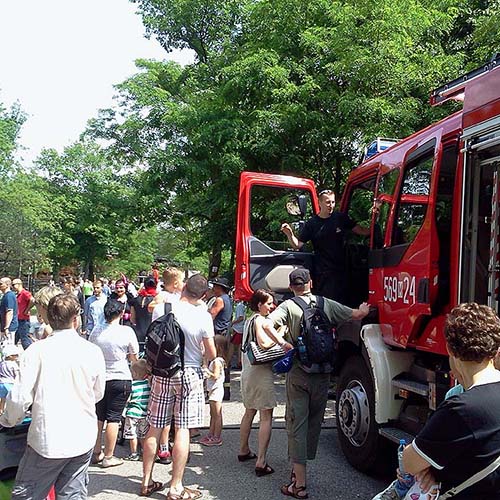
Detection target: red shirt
<box><xmin>17</xmin><ymin>289</ymin><xmax>32</xmax><ymax>321</ymax></box>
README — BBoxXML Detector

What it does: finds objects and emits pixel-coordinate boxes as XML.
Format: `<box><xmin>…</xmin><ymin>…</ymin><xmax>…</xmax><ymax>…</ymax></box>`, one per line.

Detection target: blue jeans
<box><xmin>15</xmin><ymin>320</ymin><xmax>32</xmax><ymax>350</ymax></box>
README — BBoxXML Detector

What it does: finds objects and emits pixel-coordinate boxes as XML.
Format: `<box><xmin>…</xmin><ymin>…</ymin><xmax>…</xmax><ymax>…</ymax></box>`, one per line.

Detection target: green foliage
<box><xmin>5</xmin><ymin>0</ymin><xmax>500</xmax><ymax>280</ymax></box>
<box><xmin>0</xmin><ymin>100</ymin><xmax>26</xmax><ymax>173</ymax></box>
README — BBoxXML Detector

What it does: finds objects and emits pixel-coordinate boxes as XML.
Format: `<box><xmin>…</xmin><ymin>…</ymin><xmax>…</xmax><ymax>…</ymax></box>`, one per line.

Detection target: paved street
<box><xmin>88</xmin><ymin>371</ymin><xmax>389</xmax><ymax>500</ymax></box>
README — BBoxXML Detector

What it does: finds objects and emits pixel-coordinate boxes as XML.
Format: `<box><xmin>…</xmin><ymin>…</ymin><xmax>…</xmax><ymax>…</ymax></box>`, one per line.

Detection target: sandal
<box><xmin>140</xmin><ymin>481</ymin><xmax>164</xmax><ymax>497</ymax></box>
<box><xmin>166</xmin><ymin>487</ymin><xmax>202</xmax><ymax>500</ymax></box>
<box><xmin>238</xmin><ymin>452</ymin><xmax>257</xmax><ymax>462</ymax></box>
<box><xmin>255</xmin><ymin>463</ymin><xmax>275</xmax><ymax>477</ymax></box>
<box><xmin>281</xmin><ymin>481</ymin><xmax>309</xmax><ymax>499</ymax></box>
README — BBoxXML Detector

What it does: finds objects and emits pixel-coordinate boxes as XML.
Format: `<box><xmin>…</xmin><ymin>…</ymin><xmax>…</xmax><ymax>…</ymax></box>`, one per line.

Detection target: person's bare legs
<box><xmin>103</xmin><ymin>422</ymin><xmax>119</xmax><ymax>458</ymax></box>
<box><xmin>141</xmin><ymin>425</ymin><xmax>163</xmax><ymax>491</ymax></box>
<box><xmin>255</xmin><ymin>409</ymin><xmax>273</xmax><ymax>468</ymax></box>
<box><xmin>239</xmin><ymin>408</ymin><xmax>256</xmax><ymax>455</ymax></box>
<box><xmin>159</xmin><ymin>425</ymin><xmax>170</xmax><ymax>451</ymax></box>
<box><xmin>290</xmin><ymin>462</ymin><xmax>307</xmax><ymax>494</ymax></box>
<box><xmin>209</xmin><ymin>401</ymin><xmax>223</xmax><ymax>438</ymax></box>
<box><xmin>129</xmin><ymin>437</ymin><xmax>138</xmax><ymax>455</ymax></box>
<box><xmin>169</xmin><ymin>428</ymin><xmax>190</xmax><ymax>495</ymax></box>
<box><xmin>93</xmin><ymin>420</ymin><xmax>104</xmax><ymax>455</ymax></box>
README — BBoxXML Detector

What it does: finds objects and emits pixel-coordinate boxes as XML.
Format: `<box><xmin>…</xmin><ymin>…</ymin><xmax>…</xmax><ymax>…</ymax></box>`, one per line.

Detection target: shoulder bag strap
<box><xmin>440</xmin><ymin>454</ymin><xmax>500</xmax><ymax>499</ymax></box>
<box><xmin>241</xmin><ymin>315</ymin><xmax>257</xmax><ymax>353</ymax></box>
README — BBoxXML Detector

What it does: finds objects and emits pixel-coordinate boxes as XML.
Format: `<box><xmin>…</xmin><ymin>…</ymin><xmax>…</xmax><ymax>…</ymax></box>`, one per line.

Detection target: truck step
<box><xmin>392</xmin><ymin>377</ymin><xmax>428</xmax><ymax>397</ymax></box>
<box><xmin>379</xmin><ymin>427</ymin><xmax>415</xmax><ymax>445</ymax></box>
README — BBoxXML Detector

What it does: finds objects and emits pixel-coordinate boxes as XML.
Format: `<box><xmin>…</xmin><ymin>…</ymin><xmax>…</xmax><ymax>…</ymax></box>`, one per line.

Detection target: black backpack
<box><xmin>145</xmin><ymin>303</ymin><xmax>185</xmax><ymax>378</ymax></box>
<box><xmin>291</xmin><ymin>296</ymin><xmax>336</xmax><ymax>374</ymax></box>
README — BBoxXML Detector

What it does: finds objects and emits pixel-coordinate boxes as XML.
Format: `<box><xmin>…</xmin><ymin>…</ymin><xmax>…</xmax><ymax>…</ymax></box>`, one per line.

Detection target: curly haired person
<box><xmin>403</xmin><ymin>302</ymin><xmax>500</xmax><ymax>499</ymax></box>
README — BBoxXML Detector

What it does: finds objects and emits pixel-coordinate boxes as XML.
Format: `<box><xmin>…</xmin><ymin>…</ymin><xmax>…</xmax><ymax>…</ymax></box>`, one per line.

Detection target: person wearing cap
<box><xmin>208</xmin><ymin>277</ymin><xmax>233</xmax><ymax>337</ymax></box>
<box><xmin>0</xmin><ymin>344</ymin><xmax>20</xmax><ymax>414</ymax></box>
<box><xmin>0</xmin><ymin>277</ymin><xmax>19</xmax><ymax>346</ymax></box>
<box><xmin>12</xmin><ymin>279</ymin><xmax>34</xmax><ymax>350</ymax></box>
<box><xmin>141</xmin><ymin>274</ymin><xmax>216</xmax><ymax>499</ymax></box>
<box><xmin>281</xmin><ymin>189</ymin><xmax>369</xmax><ymax>304</ymax></box>
<box><xmin>264</xmin><ymin>268</ymin><xmax>369</xmax><ymax>499</ymax></box>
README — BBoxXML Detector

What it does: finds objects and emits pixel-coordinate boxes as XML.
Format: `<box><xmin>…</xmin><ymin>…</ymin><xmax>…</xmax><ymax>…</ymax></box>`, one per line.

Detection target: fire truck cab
<box><xmin>234</xmin><ymin>56</ymin><xmax>500</xmax><ymax>471</ymax></box>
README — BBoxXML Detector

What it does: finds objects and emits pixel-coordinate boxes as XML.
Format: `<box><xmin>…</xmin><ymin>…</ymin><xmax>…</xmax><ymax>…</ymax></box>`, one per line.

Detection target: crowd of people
<box><xmin>0</xmin><ymin>261</ymin><xmax>499</xmax><ymax>499</ymax></box>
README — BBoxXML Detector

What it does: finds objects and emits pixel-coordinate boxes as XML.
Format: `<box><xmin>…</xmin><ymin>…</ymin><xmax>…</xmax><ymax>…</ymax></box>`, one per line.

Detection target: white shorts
<box><xmin>208</xmin><ymin>385</ymin><xmax>224</xmax><ymax>403</ymax></box>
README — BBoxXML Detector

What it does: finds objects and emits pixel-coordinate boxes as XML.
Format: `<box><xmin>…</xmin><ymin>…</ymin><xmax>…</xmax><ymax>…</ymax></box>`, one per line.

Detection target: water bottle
<box><xmin>395</xmin><ymin>439</ymin><xmax>415</xmax><ymax>497</ymax></box>
<box><xmin>297</xmin><ymin>336</ymin><xmax>309</xmax><ymax>365</ymax></box>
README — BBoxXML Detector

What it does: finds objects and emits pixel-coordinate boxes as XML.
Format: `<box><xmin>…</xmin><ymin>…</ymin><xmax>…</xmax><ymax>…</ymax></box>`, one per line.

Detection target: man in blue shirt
<box><xmin>0</xmin><ymin>277</ymin><xmax>19</xmax><ymax>345</ymax></box>
<box><xmin>83</xmin><ymin>280</ymin><xmax>107</xmax><ymax>336</ymax></box>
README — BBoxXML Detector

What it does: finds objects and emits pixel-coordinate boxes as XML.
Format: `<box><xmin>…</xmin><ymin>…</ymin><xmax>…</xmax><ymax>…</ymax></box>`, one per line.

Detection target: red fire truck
<box><xmin>233</xmin><ymin>56</ymin><xmax>500</xmax><ymax>471</ymax></box>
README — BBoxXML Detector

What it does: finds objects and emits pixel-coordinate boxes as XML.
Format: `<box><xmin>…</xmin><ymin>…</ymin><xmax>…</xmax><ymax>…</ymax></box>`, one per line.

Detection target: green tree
<box><xmin>35</xmin><ymin>140</ymin><xmax>148</xmax><ymax>278</ymax></box>
<box><xmin>0</xmin><ymin>100</ymin><xmax>25</xmax><ymax>173</ymax></box>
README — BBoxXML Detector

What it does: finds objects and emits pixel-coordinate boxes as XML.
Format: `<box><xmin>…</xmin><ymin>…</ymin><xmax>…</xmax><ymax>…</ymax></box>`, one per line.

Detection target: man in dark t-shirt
<box><xmin>402</xmin><ymin>303</ymin><xmax>500</xmax><ymax>499</ymax></box>
<box><xmin>281</xmin><ymin>189</ymin><xmax>369</xmax><ymax>303</ymax></box>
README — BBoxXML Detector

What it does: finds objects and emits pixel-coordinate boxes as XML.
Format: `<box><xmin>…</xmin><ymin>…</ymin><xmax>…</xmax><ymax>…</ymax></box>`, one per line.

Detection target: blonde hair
<box><xmin>163</xmin><ymin>267</ymin><xmax>184</xmax><ymax>286</ymax></box>
<box><xmin>131</xmin><ymin>359</ymin><xmax>150</xmax><ymax>380</ymax></box>
<box><xmin>34</xmin><ymin>286</ymin><xmax>64</xmax><ymax>308</ymax></box>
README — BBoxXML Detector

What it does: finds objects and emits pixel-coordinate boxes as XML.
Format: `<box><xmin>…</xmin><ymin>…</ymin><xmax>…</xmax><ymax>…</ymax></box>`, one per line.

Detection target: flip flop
<box><xmin>255</xmin><ymin>463</ymin><xmax>275</xmax><ymax>477</ymax></box>
<box><xmin>140</xmin><ymin>481</ymin><xmax>164</xmax><ymax>497</ymax></box>
<box><xmin>238</xmin><ymin>452</ymin><xmax>257</xmax><ymax>462</ymax></box>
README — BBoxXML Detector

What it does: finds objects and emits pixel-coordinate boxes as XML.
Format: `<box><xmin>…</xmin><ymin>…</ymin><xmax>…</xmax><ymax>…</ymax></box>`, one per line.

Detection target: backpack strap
<box><xmin>291</xmin><ymin>296</ymin><xmax>309</xmax><ymax>313</ymax></box>
<box><xmin>291</xmin><ymin>295</ymin><xmax>323</xmax><ymax>311</ymax></box>
<box><xmin>164</xmin><ymin>302</ymin><xmax>172</xmax><ymax>316</ymax></box>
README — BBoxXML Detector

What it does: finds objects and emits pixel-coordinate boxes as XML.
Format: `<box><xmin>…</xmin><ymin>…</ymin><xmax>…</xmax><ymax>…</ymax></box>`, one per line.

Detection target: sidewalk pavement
<box><xmin>88</xmin><ymin>371</ymin><xmax>388</xmax><ymax>499</ymax></box>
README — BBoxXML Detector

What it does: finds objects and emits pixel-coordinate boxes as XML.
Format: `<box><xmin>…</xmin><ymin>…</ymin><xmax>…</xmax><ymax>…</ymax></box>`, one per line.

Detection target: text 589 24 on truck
<box><xmin>233</xmin><ymin>56</ymin><xmax>500</xmax><ymax>472</ymax></box>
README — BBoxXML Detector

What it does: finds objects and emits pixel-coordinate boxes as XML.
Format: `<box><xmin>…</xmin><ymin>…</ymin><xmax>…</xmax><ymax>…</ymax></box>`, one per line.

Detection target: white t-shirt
<box><xmin>152</xmin><ymin>291</ymin><xmax>181</xmax><ymax>321</ymax></box>
<box><xmin>89</xmin><ymin>323</ymin><xmax>139</xmax><ymax>381</ymax></box>
<box><xmin>172</xmin><ymin>300</ymin><xmax>214</xmax><ymax>368</ymax></box>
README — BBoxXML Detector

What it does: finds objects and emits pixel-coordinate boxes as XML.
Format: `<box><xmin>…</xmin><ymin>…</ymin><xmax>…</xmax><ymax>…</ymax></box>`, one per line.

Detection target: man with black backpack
<box><xmin>141</xmin><ymin>274</ymin><xmax>216</xmax><ymax>499</ymax></box>
<box><xmin>264</xmin><ymin>268</ymin><xmax>369</xmax><ymax>499</ymax></box>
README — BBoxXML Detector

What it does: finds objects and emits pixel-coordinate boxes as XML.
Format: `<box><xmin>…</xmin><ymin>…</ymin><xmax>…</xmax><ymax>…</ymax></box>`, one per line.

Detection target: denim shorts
<box><xmin>95</xmin><ymin>379</ymin><xmax>132</xmax><ymax>422</ymax></box>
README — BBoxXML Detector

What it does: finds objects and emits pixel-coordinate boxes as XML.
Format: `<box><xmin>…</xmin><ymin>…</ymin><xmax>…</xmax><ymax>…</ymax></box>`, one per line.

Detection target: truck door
<box><xmin>234</xmin><ymin>172</ymin><xmax>318</xmax><ymax>302</ymax></box>
<box><xmin>373</xmin><ymin>136</ymin><xmax>442</xmax><ymax>347</ymax></box>
<box><xmin>460</xmin><ymin>127</ymin><xmax>500</xmax><ymax>314</ymax></box>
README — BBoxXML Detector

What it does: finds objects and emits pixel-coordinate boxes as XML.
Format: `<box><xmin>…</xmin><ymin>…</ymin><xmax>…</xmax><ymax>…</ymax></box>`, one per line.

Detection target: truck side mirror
<box><xmin>286</xmin><ymin>194</ymin><xmax>308</xmax><ymax>218</ymax></box>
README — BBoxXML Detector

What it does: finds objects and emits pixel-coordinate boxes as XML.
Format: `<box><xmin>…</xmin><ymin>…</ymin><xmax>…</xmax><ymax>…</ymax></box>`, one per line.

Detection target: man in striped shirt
<box><xmin>123</xmin><ymin>359</ymin><xmax>151</xmax><ymax>460</ymax></box>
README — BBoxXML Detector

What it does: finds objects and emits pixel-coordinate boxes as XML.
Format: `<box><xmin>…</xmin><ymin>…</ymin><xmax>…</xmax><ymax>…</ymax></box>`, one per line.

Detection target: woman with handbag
<box><xmin>238</xmin><ymin>289</ymin><xmax>290</xmax><ymax>477</ymax></box>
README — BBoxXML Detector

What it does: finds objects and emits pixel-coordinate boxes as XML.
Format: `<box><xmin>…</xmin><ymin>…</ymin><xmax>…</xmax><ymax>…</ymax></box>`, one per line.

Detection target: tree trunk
<box><xmin>208</xmin><ymin>244</ymin><xmax>222</xmax><ymax>278</ymax></box>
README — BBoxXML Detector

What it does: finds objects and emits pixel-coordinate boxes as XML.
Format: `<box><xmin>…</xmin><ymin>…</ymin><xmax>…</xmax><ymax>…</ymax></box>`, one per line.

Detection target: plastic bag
<box><xmin>403</xmin><ymin>481</ymin><xmax>439</xmax><ymax>500</ymax></box>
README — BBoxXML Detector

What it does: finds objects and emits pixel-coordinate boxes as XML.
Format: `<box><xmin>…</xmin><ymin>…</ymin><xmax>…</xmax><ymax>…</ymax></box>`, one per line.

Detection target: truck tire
<box><xmin>336</xmin><ymin>355</ymin><xmax>380</xmax><ymax>472</ymax></box>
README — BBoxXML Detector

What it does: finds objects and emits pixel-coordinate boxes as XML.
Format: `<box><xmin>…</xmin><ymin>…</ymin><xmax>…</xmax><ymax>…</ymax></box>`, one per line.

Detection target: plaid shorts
<box><xmin>147</xmin><ymin>368</ymin><xmax>205</xmax><ymax>429</ymax></box>
<box><xmin>124</xmin><ymin>416</ymin><xmax>149</xmax><ymax>440</ymax></box>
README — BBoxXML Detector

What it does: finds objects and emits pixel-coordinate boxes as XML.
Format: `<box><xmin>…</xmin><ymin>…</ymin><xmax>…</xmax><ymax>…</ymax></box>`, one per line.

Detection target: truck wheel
<box><xmin>336</xmin><ymin>355</ymin><xmax>379</xmax><ymax>472</ymax></box>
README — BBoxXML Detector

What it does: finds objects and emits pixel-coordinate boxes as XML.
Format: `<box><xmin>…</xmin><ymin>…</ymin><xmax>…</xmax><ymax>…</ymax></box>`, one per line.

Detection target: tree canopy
<box><xmin>2</xmin><ymin>0</ymin><xmax>499</xmax><ymax>280</ymax></box>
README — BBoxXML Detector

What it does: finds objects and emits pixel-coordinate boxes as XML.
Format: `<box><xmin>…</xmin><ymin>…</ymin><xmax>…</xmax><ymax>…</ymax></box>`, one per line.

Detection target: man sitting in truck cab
<box><xmin>281</xmin><ymin>189</ymin><xmax>369</xmax><ymax>303</ymax></box>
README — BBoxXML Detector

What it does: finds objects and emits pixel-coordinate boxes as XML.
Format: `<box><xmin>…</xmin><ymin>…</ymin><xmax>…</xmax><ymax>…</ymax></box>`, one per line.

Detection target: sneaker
<box><xmin>124</xmin><ymin>453</ymin><xmax>141</xmax><ymax>461</ymax></box>
<box><xmin>371</xmin><ymin>480</ymin><xmax>402</xmax><ymax>500</ymax></box>
<box><xmin>156</xmin><ymin>449</ymin><xmax>172</xmax><ymax>464</ymax></box>
<box><xmin>200</xmin><ymin>436</ymin><xmax>223</xmax><ymax>447</ymax></box>
<box><xmin>198</xmin><ymin>435</ymin><xmax>213</xmax><ymax>446</ymax></box>
<box><xmin>101</xmin><ymin>456</ymin><xmax>124</xmax><ymax>468</ymax></box>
